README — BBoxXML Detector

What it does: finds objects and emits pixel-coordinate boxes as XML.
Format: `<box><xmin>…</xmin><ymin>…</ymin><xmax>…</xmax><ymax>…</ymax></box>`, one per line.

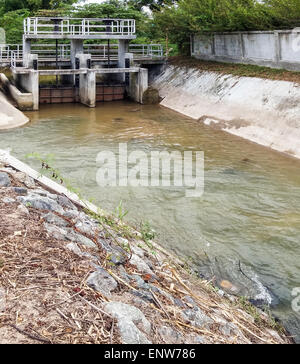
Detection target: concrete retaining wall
<box><xmin>0</xmin><ymin>73</ymin><xmax>33</xmax><ymax>111</ymax></box>
<box><xmin>0</xmin><ymin>94</ymin><xmax>29</xmax><ymax>130</ymax></box>
<box><xmin>191</xmin><ymin>30</ymin><xmax>300</xmax><ymax>71</ymax></box>
<box><xmin>152</xmin><ymin>65</ymin><xmax>300</xmax><ymax>159</ymax></box>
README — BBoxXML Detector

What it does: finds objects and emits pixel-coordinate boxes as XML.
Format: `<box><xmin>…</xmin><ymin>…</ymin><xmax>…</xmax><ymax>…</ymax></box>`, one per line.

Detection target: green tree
<box><xmin>0</xmin><ymin>0</ymin><xmax>79</xmax><ymax>13</ymax></box>
<box><xmin>263</xmin><ymin>0</ymin><xmax>300</xmax><ymax>28</ymax></box>
<box><xmin>72</xmin><ymin>1</ymin><xmax>150</xmax><ymax>42</ymax></box>
<box><xmin>0</xmin><ymin>8</ymin><xmax>30</xmax><ymax>43</ymax></box>
<box><xmin>125</xmin><ymin>0</ymin><xmax>176</xmax><ymax>11</ymax></box>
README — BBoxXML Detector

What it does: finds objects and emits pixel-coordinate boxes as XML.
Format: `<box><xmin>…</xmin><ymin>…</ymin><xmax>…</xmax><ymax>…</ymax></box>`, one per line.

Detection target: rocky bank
<box><xmin>0</xmin><ymin>152</ymin><xmax>293</xmax><ymax>344</ymax></box>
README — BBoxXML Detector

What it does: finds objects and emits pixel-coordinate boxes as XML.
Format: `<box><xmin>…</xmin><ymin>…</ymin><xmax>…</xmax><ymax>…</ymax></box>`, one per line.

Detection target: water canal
<box><xmin>1</xmin><ymin>101</ymin><xmax>299</xmax><ymax>340</ymax></box>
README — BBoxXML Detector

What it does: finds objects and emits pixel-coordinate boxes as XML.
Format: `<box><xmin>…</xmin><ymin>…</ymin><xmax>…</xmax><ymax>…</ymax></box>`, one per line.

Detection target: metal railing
<box><xmin>129</xmin><ymin>44</ymin><xmax>164</xmax><ymax>58</ymax></box>
<box><xmin>1</xmin><ymin>43</ymin><xmax>164</xmax><ymax>68</ymax></box>
<box><xmin>24</xmin><ymin>17</ymin><xmax>136</xmax><ymax>37</ymax></box>
<box><xmin>1</xmin><ymin>43</ymin><xmax>164</xmax><ymax>64</ymax></box>
<box><xmin>10</xmin><ymin>51</ymin><xmax>17</xmax><ymax>68</ymax></box>
<box><xmin>0</xmin><ymin>44</ymin><xmax>22</xmax><ymax>62</ymax></box>
<box><xmin>31</xmin><ymin>43</ymin><xmax>70</xmax><ymax>60</ymax></box>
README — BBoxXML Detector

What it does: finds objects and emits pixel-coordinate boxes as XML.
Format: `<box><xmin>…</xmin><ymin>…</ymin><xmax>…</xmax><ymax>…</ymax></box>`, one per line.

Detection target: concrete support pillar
<box><xmin>22</xmin><ymin>36</ymin><xmax>31</xmax><ymax>67</ymax></box>
<box><xmin>69</xmin><ymin>41</ymin><xmax>84</xmax><ymax>85</ymax></box>
<box><xmin>128</xmin><ymin>68</ymin><xmax>148</xmax><ymax>104</ymax></box>
<box><xmin>18</xmin><ymin>70</ymin><xmax>39</xmax><ymax>111</ymax></box>
<box><xmin>71</xmin><ymin>40</ymin><xmax>84</xmax><ymax>69</ymax></box>
<box><xmin>118</xmin><ymin>40</ymin><xmax>129</xmax><ymax>82</ymax></box>
<box><xmin>76</xmin><ymin>53</ymin><xmax>91</xmax><ymax>69</ymax></box>
<box><xmin>125</xmin><ymin>52</ymin><xmax>134</xmax><ymax>94</ymax></box>
<box><xmin>77</xmin><ymin>53</ymin><xmax>95</xmax><ymax>108</ymax></box>
<box><xmin>23</xmin><ymin>53</ymin><xmax>38</xmax><ymax>69</ymax></box>
<box><xmin>79</xmin><ymin>70</ymin><xmax>96</xmax><ymax>108</ymax></box>
<box><xmin>138</xmin><ymin>68</ymin><xmax>148</xmax><ymax>104</ymax></box>
<box><xmin>274</xmin><ymin>31</ymin><xmax>281</xmax><ymax>63</ymax></box>
<box><xmin>15</xmin><ymin>53</ymin><xmax>39</xmax><ymax>110</ymax></box>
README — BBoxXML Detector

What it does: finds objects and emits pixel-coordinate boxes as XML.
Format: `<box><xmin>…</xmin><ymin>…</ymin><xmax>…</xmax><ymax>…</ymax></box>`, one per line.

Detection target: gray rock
<box><xmin>57</xmin><ymin>195</ymin><xmax>77</xmax><ymax>210</ymax></box>
<box><xmin>183</xmin><ymin>296</ymin><xmax>198</xmax><ymax>307</ymax></box>
<box><xmin>194</xmin><ymin>335</ymin><xmax>206</xmax><ymax>344</ymax></box>
<box><xmin>0</xmin><ymin>288</ymin><xmax>5</xmax><ymax>312</ymax></box>
<box><xmin>117</xmin><ymin>266</ymin><xmax>131</xmax><ymax>283</ymax></box>
<box><xmin>219</xmin><ymin>322</ymin><xmax>239</xmax><ymax>337</ymax></box>
<box><xmin>18</xmin><ymin>195</ymin><xmax>64</xmax><ymax>214</ymax></box>
<box><xmin>62</xmin><ymin>210</ymin><xmax>79</xmax><ymax>219</ymax></box>
<box><xmin>0</xmin><ymin>172</ymin><xmax>11</xmax><ymax>187</ymax></box>
<box><xmin>14</xmin><ymin>172</ymin><xmax>35</xmax><ymax>188</ymax></box>
<box><xmin>66</xmin><ymin>242</ymin><xmax>82</xmax><ymax>256</ymax></box>
<box><xmin>97</xmin><ymin>237</ymin><xmax>113</xmax><ymax>253</ymax></box>
<box><xmin>75</xmin><ymin>220</ymin><xmax>98</xmax><ymax>236</ymax></box>
<box><xmin>42</xmin><ymin>212</ymin><xmax>68</xmax><ymax>227</ymax></box>
<box><xmin>108</xmin><ymin>252</ymin><xmax>128</xmax><ymax>266</ymax></box>
<box><xmin>187</xmin><ymin>335</ymin><xmax>207</xmax><ymax>344</ymax></box>
<box><xmin>66</xmin><ymin>243</ymin><xmax>98</xmax><ymax>262</ymax></box>
<box><xmin>13</xmin><ymin>187</ymin><xmax>28</xmax><ymax>196</ymax></box>
<box><xmin>44</xmin><ymin>223</ymin><xmax>97</xmax><ymax>249</ymax></box>
<box><xmin>217</xmin><ymin>290</ymin><xmax>225</xmax><ymax>297</ymax></box>
<box><xmin>180</xmin><ymin>307</ymin><xmax>213</xmax><ymax>329</ymax></box>
<box><xmin>173</xmin><ymin>298</ymin><xmax>186</xmax><ymax>308</ymax></box>
<box><xmin>130</xmin><ymin>254</ymin><xmax>152</xmax><ymax>274</ymax></box>
<box><xmin>32</xmin><ymin>189</ymin><xmax>57</xmax><ymax>200</ymax></box>
<box><xmin>131</xmin><ymin>244</ymin><xmax>145</xmax><ymax>258</ymax></box>
<box><xmin>71</xmin><ymin>231</ymin><xmax>97</xmax><ymax>249</ymax></box>
<box><xmin>103</xmin><ymin>302</ymin><xmax>151</xmax><ymax>344</ymax></box>
<box><xmin>131</xmin><ymin>289</ymin><xmax>155</xmax><ymax>304</ymax></box>
<box><xmin>31</xmin><ymin>189</ymin><xmax>47</xmax><ymax>197</ymax></box>
<box><xmin>87</xmin><ymin>268</ymin><xmax>118</xmax><ymax>297</ymax></box>
<box><xmin>158</xmin><ymin>326</ymin><xmax>183</xmax><ymax>344</ymax></box>
<box><xmin>17</xmin><ymin>204</ymin><xmax>29</xmax><ymax>216</ymax></box>
<box><xmin>44</xmin><ymin>223</ymin><xmax>68</xmax><ymax>240</ymax></box>
<box><xmin>130</xmin><ymin>275</ymin><xmax>149</xmax><ymax>290</ymax></box>
<box><xmin>2</xmin><ymin>197</ymin><xmax>15</xmax><ymax>204</ymax></box>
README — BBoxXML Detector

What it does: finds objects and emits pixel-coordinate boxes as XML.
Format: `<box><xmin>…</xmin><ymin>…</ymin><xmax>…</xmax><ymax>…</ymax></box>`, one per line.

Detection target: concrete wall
<box><xmin>152</xmin><ymin>65</ymin><xmax>300</xmax><ymax>159</ymax></box>
<box><xmin>191</xmin><ymin>30</ymin><xmax>300</xmax><ymax>71</ymax></box>
<box><xmin>0</xmin><ymin>76</ymin><xmax>29</xmax><ymax>130</ymax></box>
<box><xmin>16</xmin><ymin>71</ymin><xmax>39</xmax><ymax>111</ymax></box>
<box><xmin>0</xmin><ymin>73</ymin><xmax>33</xmax><ymax>111</ymax></box>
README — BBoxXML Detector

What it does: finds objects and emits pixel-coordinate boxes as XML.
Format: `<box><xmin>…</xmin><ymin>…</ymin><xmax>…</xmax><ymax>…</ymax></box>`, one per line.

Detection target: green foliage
<box><xmin>0</xmin><ymin>9</ymin><xmax>30</xmax><ymax>43</ymax></box>
<box><xmin>115</xmin><ymin>200</ymin><xmax>129</xmax><ymax>221</ymax></box>
<box><xmin>2</xmin><ymin>0</ymin><xmax>300</xmax><ymax>57</ymax></box>
<box><xmin>140</xmin><ymin>221</ymin><xmax>156</xmax><ymax>247</ymax></box>
<box><xmin>72</xmin><ymin>1</ymin><xmax>150</xmax><ymax>39</ymax></box>
<box><xmin>263</xmin><ymin>0</ymin><xmax>300</xmax><ymax>29</ymax></box>
<box><xmin>0</xmin><ymin>0</ymin><xmax>77</xmax><ymax>13</ymax></box>
<box><xmin>125</xmin><ymin>0</ymin><xmax>176</xmax><ymax>11</ymax></box>
<box><xmin>151</xmin><ymin>0</ymin><xmax>300</xmax><ymax>53</ymax></box>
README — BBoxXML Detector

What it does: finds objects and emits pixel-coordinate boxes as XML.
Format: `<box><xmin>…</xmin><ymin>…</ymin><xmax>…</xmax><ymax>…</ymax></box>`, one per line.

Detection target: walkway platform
<box><xmin>24</xmin><ymin>17</ymin><xmax>136</xmax><ymax>40</ymax></box>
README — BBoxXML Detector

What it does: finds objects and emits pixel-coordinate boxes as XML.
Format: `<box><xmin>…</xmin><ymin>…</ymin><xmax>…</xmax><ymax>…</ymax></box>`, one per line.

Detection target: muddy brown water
<box><xmin>1</xmin><ymin>101</ymin><xmax>299</xmax><ymax>341</ymax></box>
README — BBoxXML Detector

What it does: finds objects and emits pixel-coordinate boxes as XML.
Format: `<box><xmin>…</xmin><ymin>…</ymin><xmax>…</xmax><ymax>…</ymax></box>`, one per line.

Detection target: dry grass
<box><xmin>169</xmin><ymin>56</ymin><xmax>300</xmax><ymax>84</ymax></box>
<box><xmin>0</xmin><ymin>194</ymin><xmax>119</xmax><ymax>344</ymax></box>
<box><xmin>0</xmin><ymin>176</ymin><xmax>294</xmax><ymax>344</ymax></box>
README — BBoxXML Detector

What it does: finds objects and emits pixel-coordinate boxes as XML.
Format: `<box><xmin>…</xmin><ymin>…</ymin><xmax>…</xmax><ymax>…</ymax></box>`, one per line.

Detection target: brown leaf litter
<box><xmin>0</xmin><ymin>172</ymin><xmax>294</xmax><ymax>344</ymax></box>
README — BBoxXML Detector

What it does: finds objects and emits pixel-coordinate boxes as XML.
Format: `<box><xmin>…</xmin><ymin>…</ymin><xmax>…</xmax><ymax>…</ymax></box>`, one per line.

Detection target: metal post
<box><xmin>108</xmin><ymin>39</ymin><xmax>111</xmax><ymax>67</ymax></box>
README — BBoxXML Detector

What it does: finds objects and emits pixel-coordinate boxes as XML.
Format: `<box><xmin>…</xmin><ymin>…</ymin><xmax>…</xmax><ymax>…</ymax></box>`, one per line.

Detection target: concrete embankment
<box><xmin>0</xmin><ymin>91</ymin><xmax>29</xmax><ymax>130</ymax></box>
<box><xmin>0</xmin><ymin>74</ymin><xmax>29</xmax><ymax>130</ymax></box>
<box><xmin>153</xmin><ymin>65</ymin><xmax>300</xmax><ymax>159</ymax></box>
<box><xmin>0</xmin><ymin>150</ymin><xmax>291</xmax><ymax>344</ymax></box>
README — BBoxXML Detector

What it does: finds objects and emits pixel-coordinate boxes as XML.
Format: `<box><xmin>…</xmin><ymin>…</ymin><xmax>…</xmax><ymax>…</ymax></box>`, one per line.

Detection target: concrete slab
<box><xmin>0</xmin><ymin>92</ymin><xmax>29</xmax><ymax>130</ymax></box>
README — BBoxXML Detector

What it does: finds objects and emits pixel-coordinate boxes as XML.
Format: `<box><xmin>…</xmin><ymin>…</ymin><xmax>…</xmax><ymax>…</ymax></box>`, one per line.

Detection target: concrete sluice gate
<box><xmin>39</xmin><ymin>84</ymin><xmax>125</xmax><ymax>104</ymax></box>
<box><xmin>7</xmin><ymin>17</ymin><xmax>165</xmax><ymax>111</ymax></box>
